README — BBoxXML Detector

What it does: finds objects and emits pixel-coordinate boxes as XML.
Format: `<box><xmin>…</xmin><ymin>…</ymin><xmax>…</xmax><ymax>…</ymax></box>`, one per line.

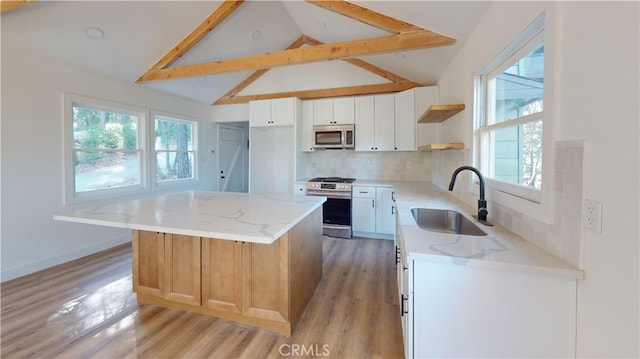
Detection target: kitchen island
<box><xmin>54</xmin><ymin>191</ymin><xmax>326</xmax><ymax>336</ymax></box>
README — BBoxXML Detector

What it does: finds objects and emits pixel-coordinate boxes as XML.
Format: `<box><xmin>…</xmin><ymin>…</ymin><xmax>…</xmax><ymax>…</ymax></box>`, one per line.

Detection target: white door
<box><xmin>218</xmin><ymin>123</ymin><xmax>248</xmax><ymax>192</ymax></box>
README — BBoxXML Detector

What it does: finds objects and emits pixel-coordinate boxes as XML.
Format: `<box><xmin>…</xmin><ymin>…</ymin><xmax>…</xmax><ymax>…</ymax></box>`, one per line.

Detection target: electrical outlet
<box><xmin>583</xmin><ymin>199</ymin><xmax>602</xmax><ymax>233</ymax></box>
<box><xmin>406</xmin><ymin>161</ymin><xmax>412</xmax><ymax>169</ymax></box>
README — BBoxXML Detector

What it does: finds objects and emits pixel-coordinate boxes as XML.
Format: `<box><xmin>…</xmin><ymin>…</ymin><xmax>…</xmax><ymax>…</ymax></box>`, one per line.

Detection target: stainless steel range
<box><xmin>306</xmin><ymin>177</ymin><xmax>356</xmax><ymax>238</ymax></box>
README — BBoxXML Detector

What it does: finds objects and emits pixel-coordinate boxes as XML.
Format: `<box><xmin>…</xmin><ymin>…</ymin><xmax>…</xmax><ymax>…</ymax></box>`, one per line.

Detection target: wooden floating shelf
<box><xmin>418</xmin><ymin>143</ymin><xmax>465</xmax><ymax>151</ymax></box>
<box><xmin>418</xmin><ymin>104</ymin><xmax>465</xmax><ymax>123</ymax></box>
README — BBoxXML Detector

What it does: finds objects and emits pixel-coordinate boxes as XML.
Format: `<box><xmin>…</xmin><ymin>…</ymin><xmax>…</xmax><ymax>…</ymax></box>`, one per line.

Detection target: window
<box><xmin>154</xmin><ymin>115</ymin><xmax>197</xmax><ymax>184</ymax></box>
<box><xmin>64</xmin><ymin>95</ymin><xmax>200</xmax><ymax>203</ymax></box>
<box><xmin>476</xmin><ymin>17</ymin><xmax>545</xmax><ymax>203</ymax></box>
<box><xmin>65</xmin><ymin>95</ymin><xmax>146</xmax><ymax>201</ymax></box>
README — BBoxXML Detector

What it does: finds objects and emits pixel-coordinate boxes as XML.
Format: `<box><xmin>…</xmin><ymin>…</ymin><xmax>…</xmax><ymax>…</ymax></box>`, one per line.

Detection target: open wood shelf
<box><xmin>418</xmin><ymin>104</ymin><xmax>465</xmax><ymax>123</ymax></box>
<box><xmin>418</xmin><ymin>143</ymin><xmax>464</xmax><ymax>151</ymax></box>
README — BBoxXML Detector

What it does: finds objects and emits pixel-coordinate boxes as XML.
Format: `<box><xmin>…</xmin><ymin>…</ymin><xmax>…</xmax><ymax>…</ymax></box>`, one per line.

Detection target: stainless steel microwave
<box><xmin>313</xmin><ymin>124</ymin><xmax>355</xmax><ymax>149</ymax></box>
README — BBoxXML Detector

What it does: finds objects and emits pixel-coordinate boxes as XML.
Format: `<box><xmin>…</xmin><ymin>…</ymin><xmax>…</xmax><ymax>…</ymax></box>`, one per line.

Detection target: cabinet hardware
<box><xmin>401</xmin><ymin>294</ymin><xmax>409</xmax><ymax>316</ymax></box>
<box><xmin>391</xmin><ymin>206</ymin><xmax>395</xmax><ymax>215</ymax></box>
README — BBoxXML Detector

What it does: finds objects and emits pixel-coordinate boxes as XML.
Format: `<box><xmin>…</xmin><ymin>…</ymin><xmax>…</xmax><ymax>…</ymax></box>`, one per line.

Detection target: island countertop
<box><xmin>54</xmin><ymin>191</ymin><xmax>326</xmax><ymax>244</ymax></box>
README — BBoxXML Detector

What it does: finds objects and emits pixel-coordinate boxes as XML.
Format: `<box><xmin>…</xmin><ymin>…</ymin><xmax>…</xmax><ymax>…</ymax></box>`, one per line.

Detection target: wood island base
<box><xmin>132</xmin><ymin>208</ymin><xmax>323</xmax><ymax>336</ymax></box>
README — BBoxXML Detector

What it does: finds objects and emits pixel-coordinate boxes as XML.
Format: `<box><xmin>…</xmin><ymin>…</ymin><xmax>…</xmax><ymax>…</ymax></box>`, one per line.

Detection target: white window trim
<box><xmin>473</xmin><ymin>12</ymin><xmax>553</xmax><ymax>224</ymax></box>
<box><xmin>63</xmin><ymin>93</ymin><xmax>149</xmax><ymax>204</ymax></box>
<box><xmin>151</xmin><ymin>111</ymin><xmax>199</xmax><ymax>190</ymax></box>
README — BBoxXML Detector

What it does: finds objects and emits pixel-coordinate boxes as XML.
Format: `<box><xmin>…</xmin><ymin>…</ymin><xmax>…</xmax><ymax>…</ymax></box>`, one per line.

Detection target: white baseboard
<box><xmin>1</xmin><ymin>234</ymin><xmax>131</xmax><ymax>282</ymax></box>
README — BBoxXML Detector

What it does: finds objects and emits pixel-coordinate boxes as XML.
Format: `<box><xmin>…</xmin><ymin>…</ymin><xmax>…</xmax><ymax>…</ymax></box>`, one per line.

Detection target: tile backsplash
<box><xmin>431</xmin><ymin>140</ymin><xmax>586</xmax><ymax>269</ymax></box>
<box><xmin>302</xmin><ymin>150</ymin><xmax>432</xmax><ymax>181</ymax></box>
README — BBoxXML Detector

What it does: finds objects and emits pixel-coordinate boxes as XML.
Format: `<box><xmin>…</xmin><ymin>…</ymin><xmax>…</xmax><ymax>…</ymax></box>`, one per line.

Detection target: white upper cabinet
<box><xmin>332</xmin><ymin>97</ymin><xmax>355</xmax><ymax>124</ymax></box>
<box><xmin>299</xmin><ymin>100</ymin><xmax>315</xmax><ymax>152</ymax></box>
<box><xmin>249</xmin><ymin>97</ymin><xmax>298</xmax><ymax>127</ymax></box>
<box><xmin>354</xmin><ymin>96</ymin><xmax>375</xmax><ymax>151</ymax></box>
<box><xmin>313</xmin><ymin>97</ymin><xmax>355</xmax><ymax>125</ymax></box>
<box><xmin>313</xmin><ymin>99</ymin><xmax>334</xmax><ymax>125</ymax></box>
<box><xmin>374</xmin><ymin>94</ymin><xmax>395</xmax><ymax>151</ymax></box>
<box><xmin>395</xmin><ymin>90</ymin><xmax>417</xmax><ymax>151</ymax></box>
<box><xmin>356</xmin><ymin>94</ymin><xmax>395</xmax><ymax>151</ymax></box>
<box><xmin>395</xmin><ymin>86</ymin><xmax>439</xmax><ymax>149</ymax></box>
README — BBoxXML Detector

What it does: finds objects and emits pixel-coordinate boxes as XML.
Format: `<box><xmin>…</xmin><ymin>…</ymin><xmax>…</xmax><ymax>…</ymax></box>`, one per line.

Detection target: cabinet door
<box><xmin>354</xmin><ymin>96</ymin><xmax>375</xmax><ymax>151</ymax></box>
<box><xmin>313</xmin><ymin>99</ymin><xmax>334</xmax><ymax>125</ymax></box>
<box><xmin>352</xmin><ymin>197</ymin><xmax>376</xmax><ymax>233</ymax></box>
<box><xmin>374</xmin><ymin>94</ymin><xmax>396</xmax><ymax>151</ymax></box>
<box><xmin>164</xmin><ymin>233</ymin><xmax>201</xmax><ymax>306</ymax></box>
<box><xmin>375</xmin><ymin>187</ymin><xmax>396</xmax><ymax>235</ymax></box>
<box><xmin>202</xmin><ymin>238</ymin><xmax>243</xmax><ymax>313</ymax></box>
<box><xmin>271</xmin><ymin>97</ymin><xmax>296</xmax><ymax>126</ymax></box>
<box><xmin>333</xmin><ymin>97</ymin><xmax>355</xmax><ymax>124</ymax></box>
<box><xmin>249</xmin><ymin>125</ymin><xmax>295</xmax><ymax>196</ymax></box>
<box><xmin>394</xmin><ymin>89</ymin><xmax>416</xmax><ymax>151</ymax></box>
<box><xmin>397</xmin><ymin>238</ymin><xmax>411</xmax><ymax>359</ymax></box>
<box><xmin>242</xmin><ymin>235</ymin><xmax>290</xmax><ymax>323</ymax></box>
<box><xmin>299</xmin><ymin>100</ymin><xmax>315</xmax><ymax>152</ymax></box>
<box><xmin>132</xmin><ymin>230</ymin><xmax>164</xmax><ymax>297</ymax></box>
<box><xmin>249</xmin><ymin>99</ymin><xmax>272</xmax><ymax>127</ymax></box>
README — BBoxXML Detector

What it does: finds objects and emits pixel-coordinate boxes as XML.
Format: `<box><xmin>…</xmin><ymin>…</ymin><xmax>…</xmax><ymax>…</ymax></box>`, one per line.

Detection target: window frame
<box><xmin>151</xmin><ymin>112</ymin><xmax>199</xmax><ymax>189</ymax></box>
<box><xmin>473</xmin><ymin>13</ymin><xmax>553</xmax><ymax>223</ymax></box>
<box><xmin>63</xmin><ymin>93</ymin><xmax>148</xmax><ymax>204</ymax></box>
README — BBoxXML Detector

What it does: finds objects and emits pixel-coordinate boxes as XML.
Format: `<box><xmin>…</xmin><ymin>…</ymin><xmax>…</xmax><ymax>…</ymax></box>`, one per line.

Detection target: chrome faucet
<box><xmin>448</xmin><ymin>166</ymin><xmax>493</xmax><ymax>226</ymax></box>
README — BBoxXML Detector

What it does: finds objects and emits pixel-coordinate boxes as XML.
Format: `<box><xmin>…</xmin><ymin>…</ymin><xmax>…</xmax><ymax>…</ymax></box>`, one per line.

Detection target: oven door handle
<box><xmin>306</xmin><ymin>190</ymin><xmax>352</xmax><ymax>199</ymax></box>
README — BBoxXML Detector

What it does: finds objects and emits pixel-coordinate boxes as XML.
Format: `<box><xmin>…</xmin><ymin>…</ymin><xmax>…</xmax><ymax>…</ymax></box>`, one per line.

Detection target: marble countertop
<box><xmin>354</xmin><ymin>180</ymin><xmax>583</xmax><ymax>279</ymax></box>
<box><xmin>54</xmin><ymin>191</ymin><xmax>326</xmax><ymax>244</ymax></box>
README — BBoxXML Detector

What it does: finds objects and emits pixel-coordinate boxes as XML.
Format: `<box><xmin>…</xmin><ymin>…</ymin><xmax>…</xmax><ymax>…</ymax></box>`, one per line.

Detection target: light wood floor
<box><xmin>1</xmin><ymin>236</ymin><xmax>404</xmax><ymax>358</ymax></box>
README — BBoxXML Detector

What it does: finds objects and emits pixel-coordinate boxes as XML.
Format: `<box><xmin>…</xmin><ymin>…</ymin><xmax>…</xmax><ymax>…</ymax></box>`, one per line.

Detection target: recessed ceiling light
<box><xmin>197</xmin><ymin>76</ymin><xmax>207</xmax><ymax>82</ymax></box>
<box><xmin>316</xmin><ymin>19</ymin><xmax>327</xmax><ymax>28</ymax></box>
<box><xmin>394</xmin><ymin>52</ymin><xmax>406</xmax><ymax>59</ymax></box>
<box><xmin>251</xmin><ymin>30</ymin><xmax>262</xmax><ymax>40</ymax></box>
<box><xmin>84</xmin><ymin>26</ymin><xmax>104</xmax><ymax>39</ymax></box>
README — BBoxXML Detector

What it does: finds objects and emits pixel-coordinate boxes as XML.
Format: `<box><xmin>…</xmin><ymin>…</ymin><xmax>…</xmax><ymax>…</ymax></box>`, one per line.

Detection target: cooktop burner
<box><xmin>309</xmin><ymin>177</ymin><xmax>356</xmax><ymax>183</ymax></box>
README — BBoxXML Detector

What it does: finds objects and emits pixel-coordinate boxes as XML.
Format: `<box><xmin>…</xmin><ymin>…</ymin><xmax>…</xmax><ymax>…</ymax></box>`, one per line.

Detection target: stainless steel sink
<box><xmin>411</xmin><ymin>208</ymin><xmax>487</xmax><ymax>236</ymax></box>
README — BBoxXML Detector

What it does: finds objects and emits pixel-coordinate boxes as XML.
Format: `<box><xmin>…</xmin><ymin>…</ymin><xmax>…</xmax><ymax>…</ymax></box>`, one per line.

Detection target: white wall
<box><xmin>435</xmin><ymin>2</ymin><xmax>639</xmax><ymax>357</ymax></box>
<box><xmin>1</xmin><ymin>44</ymin><xmax>217</xmax><ymax>281</ymax></box>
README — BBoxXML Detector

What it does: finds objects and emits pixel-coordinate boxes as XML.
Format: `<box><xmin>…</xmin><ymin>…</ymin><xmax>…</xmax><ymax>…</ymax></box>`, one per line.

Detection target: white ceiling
<box><xmin>1</xmin><ymin>1</ymin><xmax>490</xmax><ymax>105</ymax></box>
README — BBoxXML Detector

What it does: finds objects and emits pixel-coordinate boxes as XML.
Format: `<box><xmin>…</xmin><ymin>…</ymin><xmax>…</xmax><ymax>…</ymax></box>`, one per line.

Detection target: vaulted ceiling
<box><xmin>1</xmin><ymin>1</ymin><xmax>490</xmax><ymax>105</ymax></box>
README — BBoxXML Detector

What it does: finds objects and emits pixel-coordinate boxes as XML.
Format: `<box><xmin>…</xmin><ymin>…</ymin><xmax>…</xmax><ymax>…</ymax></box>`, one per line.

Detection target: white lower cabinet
<box><xmin>352</xmin><ymin>185</ymin><xmax>395</xmax><ymax>239</ymax></box>
<box><xmin>397</xmin><ymin>234</ymin><xmax>578</xmax><ymax>358</ymax></box>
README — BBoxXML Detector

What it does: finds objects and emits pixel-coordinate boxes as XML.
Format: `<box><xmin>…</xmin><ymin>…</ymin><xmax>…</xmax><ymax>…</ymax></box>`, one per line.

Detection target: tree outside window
<box><xmin>72</xmin><ymin>104</ymin><xmax>141</xmax><ymax>193</ymax></box>
<box><xmin>155</xmin><ymin>116</ymin><xmax>196</xmax><ymax>182</ymax></box>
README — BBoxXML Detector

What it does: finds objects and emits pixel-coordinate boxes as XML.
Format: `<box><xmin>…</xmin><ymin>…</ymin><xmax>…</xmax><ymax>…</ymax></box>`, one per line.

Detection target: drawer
<box><xmin>352</xmin><ymin>186</ymin><xmax>375</xmax><ymax>198</ymax></box>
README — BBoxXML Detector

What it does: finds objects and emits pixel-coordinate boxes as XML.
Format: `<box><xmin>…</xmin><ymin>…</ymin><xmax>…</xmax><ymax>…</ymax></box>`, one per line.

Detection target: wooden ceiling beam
<box><xmin>213</xmin><ymin>35</ymin><xmax>421</xmax><ymax>105</ymax></box>
<box><xmin>137</xmin><ymin>0</ymin><xmax>244</xmax><ymax>81</ymax></box>
<box><xmin>214</xmin><ymin>82</ymin><xmax>420</xmax><ymax>105</ymax></box>
<box><xmin>305</xmin><ymin>0</ymin><xmax>421</xmax><ymax>33</ymax></box>
<box><xmin>137</xmin><ymin>30</ymin><xmax>455</xmax><ymax>83</ymax></box>
<box><xmin>1</xmin><ymin>0</ymin><xmax>37</xmax><ymax>13</ymax></box>
<box><xmin>213</xmin><ymin>36</ymin><xmax>307</xmax><ymax>104</ymax></box>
